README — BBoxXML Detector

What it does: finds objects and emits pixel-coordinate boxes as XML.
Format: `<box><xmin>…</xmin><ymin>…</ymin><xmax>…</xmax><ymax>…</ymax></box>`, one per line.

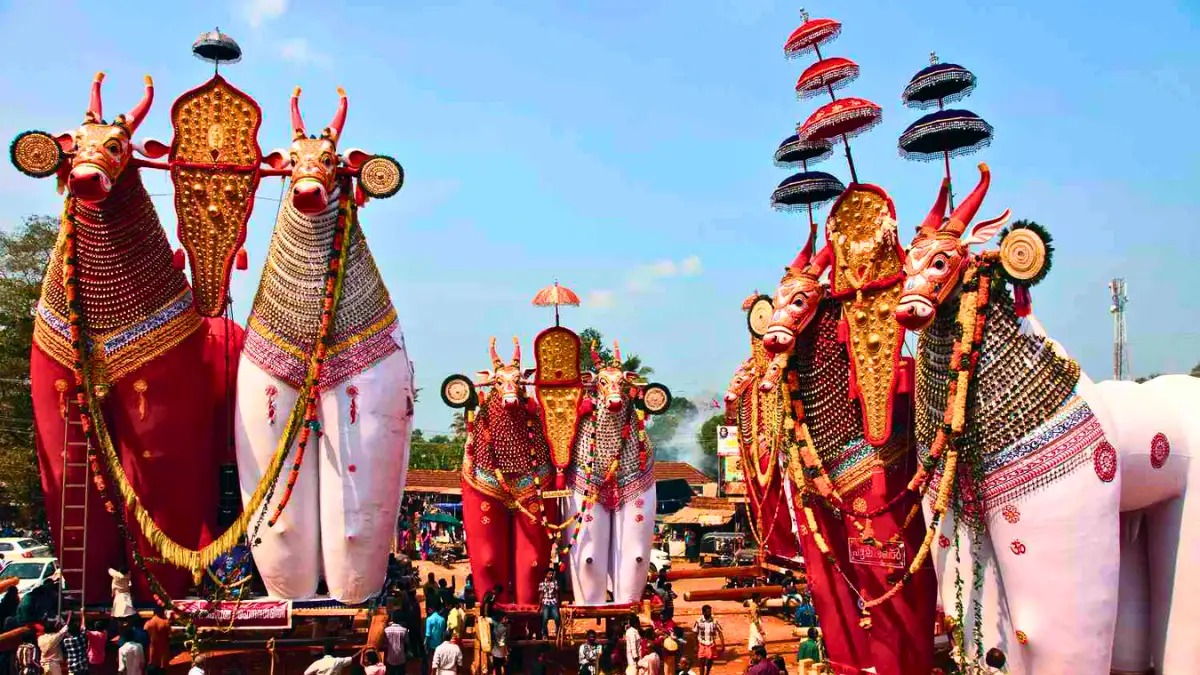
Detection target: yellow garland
<box><xmin>87</xmin><ymin>199</ymin><xmax>361</xmax><ymax>581</ymax></box>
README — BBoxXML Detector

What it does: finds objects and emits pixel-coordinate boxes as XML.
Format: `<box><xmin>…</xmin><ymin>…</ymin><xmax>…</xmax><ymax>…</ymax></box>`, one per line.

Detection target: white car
<box><xmin>0</xmin><ymin>557</ymin><xmax>60</xmax><ymax>597</ymax></box>
<box><xmin>649</xmin><ymin>548</ymin><xmax>671</xmax><ymax>575</ymax></box>
<box><xmin>0</xmin><ymin>538</ymin><xmax>52</xmax><ymax>561</ymax></box>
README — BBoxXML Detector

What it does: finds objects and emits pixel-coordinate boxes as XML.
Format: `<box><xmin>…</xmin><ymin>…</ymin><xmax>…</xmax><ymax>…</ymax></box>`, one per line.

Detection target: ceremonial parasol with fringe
<box><xmin>532</xmin><ymin>282</ymin><xmax>581</xmax><ymax>326</ymax></box>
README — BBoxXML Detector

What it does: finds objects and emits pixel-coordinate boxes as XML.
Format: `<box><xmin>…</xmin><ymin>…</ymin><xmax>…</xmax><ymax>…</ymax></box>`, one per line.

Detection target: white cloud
<box><xmin>242</xmin><ymin>0</ymin><xmax>287</xmax><ymax>27</ymax></box>
<box><xmin>625</xmin><ymin>256</ymin><xmax>701</xmax><ymax>293</ymax></box>
<box><xmin>279</xmin><ymin>38</ymin><xmax>332</xmax><ymax>68</ymax></box>
<box><xmin>587</xmin><ymin>290</ymin><xmax>616</xmax><ymax>310</ymax></box>
<box><xmin>680</xmin><ymin>255</ymin><xmax>702</xmax><ymax>275</ymax></box>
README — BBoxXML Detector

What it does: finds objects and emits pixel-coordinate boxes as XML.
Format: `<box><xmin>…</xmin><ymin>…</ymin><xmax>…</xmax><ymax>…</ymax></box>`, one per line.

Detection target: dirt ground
<box><xmin>414</xmin><ymin>558</ymin><xmax>805</xmax><ymax>675</ymax></box>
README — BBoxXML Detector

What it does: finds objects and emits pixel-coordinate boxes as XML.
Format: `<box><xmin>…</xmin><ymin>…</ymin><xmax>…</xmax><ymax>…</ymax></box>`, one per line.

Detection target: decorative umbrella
<box><xmin>774</xmin><ymin>134</ymin><xmax>834</xmax><ymax>168</ymax></box>
<box><xmin>899</xmin><ymin>52</ymin><xmax>989</xmax><ymax>209</ymax></box>
<box><xmin>798</xmin><ymin>98</ymin><xmax>883</xmax><ymax>145</ymax></box>
<box><xmin>898</xmin><ymin>109</ymin><xmax>993</xmax><ymax>160</ymax></box>
<box><xmin>192</xmin><ymin>28</ymin><xmax>242</xmax><ymax>71</ymax></box>
<box><xmin>784</xmin><ymin>15</ymin><xmax>842</xmax><ymax>58</ymax></box>
<box><xmin>795</xmin><ymin>57</ymin><xmax>860</xmax><ymax>99</ymax></box>
<box><xmin>532</xmin><ymin>281</ymin><xmax>581</xmax><ymax>327</ymax></box>
<box><xmin>771</xmin><ymin>171</ymin><xmax>845</xmax><ymax>212</ymax></box>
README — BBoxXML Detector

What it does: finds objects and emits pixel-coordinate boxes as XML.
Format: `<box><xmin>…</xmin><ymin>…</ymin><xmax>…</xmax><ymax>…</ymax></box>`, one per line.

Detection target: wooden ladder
<box><xmin>57</xmin><ymin>397</ymin><xmax>91</xmax><ymax>613</ymax></box>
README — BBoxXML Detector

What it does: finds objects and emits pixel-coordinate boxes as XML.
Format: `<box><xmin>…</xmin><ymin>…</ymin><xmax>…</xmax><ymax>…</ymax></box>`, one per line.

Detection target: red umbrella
<box><xmin>795</xmin><ymin>57</ymin><xmax>860</xmax><ymax>99</ymax></box>
<box><xmin>784</xmin><ymin>14</ymin><xmax>842</xmax><ymax>58</ymax></box>
<box><xmin>532</xmin><ymin>281</ymin><xmax>581</xmax><ymax>326</ymax></box>
<box><xmin>798</xmin><ymin>97</ymin><xmax>883</xmax><ymax>145</ymax></box>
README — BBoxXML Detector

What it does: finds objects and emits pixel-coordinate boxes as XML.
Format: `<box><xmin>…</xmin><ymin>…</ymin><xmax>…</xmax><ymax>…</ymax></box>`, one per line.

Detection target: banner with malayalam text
<box><xmin>172</xmin><ymin>599</ymin><xmax>292</xmax><ymax>630</ymax></box>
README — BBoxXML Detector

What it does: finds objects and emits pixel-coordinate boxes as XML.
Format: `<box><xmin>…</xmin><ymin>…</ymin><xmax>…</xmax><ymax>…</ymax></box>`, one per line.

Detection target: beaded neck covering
<box><xmin>244</xmin><ymin>187</ymin><xmax>399</xmax><ymax>389</ymax></box>
<box><xmin>917</xmin><ymin>282</ymin><xmax>1096</xmax><ymax>515</ymax></box>
<box><xmin>464</xmin><ymin>393</ymin><xmax>554</xmax><ymax>508</ymax></box>
<box><xmin>734</xmin><ymin>338</ymin><xmax>785</xmax><ymax>489</ymax></box>
<box><xmin>569</xmin><ymin>402</ymin><xmax>655</xmax><ymax>511</ymax></box>
<box><xmin>791</xmin><ymin>297</ymin><xmax>908</xmax><ymax>498</ymax></box>
<box><xmin>34</xmin><ymin>169</ymin><xmax>201</xmax><ymax>385</ymax></box>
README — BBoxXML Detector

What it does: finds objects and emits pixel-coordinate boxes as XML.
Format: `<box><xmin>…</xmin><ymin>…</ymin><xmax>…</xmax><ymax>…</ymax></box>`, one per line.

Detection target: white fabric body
<box><xmin>235</xmin><ymin>330</ymin><xmax>413</xmax><ymax>603</ymax></box>
<box><xmin>567</xmin><ymin>485</ymin><xmax>656</xmax><ymax>605</ymax></box>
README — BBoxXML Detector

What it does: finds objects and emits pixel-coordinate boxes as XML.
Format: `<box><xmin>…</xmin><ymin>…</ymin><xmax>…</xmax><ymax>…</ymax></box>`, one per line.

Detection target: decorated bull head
<box><xmin>582</xmin><ymin>341</ymin><xmax>639</xmax><ymax>412</ymax></box>
<box><xmin>475</xmin><ymin>337</ymin><xmax>536</xmax><ymax>410</ymax></box>
<box><xmin>13</xmin><ymin>73</ymin><xmax>162</xmax><ymax>202</ymax></box>
<box><xmin>761</xmin><ymin>230</ymin><xmax>833</xmax><ymax>355</ymax></box>
<box><xmin>723</xmin><ymin>358</ymin><xmax>757</xmax><ymax>402</ymax></box>
<box><xmin>894</xmin><ymin>164</ymin><xmax>1011</xmax><ymax>330</ymax></box>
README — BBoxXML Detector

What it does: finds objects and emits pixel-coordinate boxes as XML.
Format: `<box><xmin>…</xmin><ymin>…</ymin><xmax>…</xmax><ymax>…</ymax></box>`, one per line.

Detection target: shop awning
<box><xmin>661</xmin><ymin>506</ymin><xmax>735</xmax><ymax>526</ymax></box>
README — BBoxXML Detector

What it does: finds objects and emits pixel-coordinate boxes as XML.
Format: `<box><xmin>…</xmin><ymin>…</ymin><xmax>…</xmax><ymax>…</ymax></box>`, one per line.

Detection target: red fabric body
<box><xmin>31</xmin><ymin>318</ymin><xmax>243</xmax><ymax>604</ymax></box>
<box><xmin>461</xmin><ymin>482</ymin><xmax>558</xmax><ymax>606</ymax></box>
<box><xmin>747</xmin><ymin>479</ymin><xmax>801</xmax><ymax>561</ymax></box>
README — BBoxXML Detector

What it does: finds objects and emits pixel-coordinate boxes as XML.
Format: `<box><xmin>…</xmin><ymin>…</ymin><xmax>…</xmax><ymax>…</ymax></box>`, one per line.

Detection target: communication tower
<box><xmin>1109</xmin><ymin>278</ymin><xmax>1129</xmax><ymax>380</ymax></box>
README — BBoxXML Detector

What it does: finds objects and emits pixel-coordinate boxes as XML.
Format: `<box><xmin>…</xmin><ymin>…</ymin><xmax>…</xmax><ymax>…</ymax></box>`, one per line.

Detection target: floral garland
<box><xmin>557</xmin><ymin>409</ymin><xmax>620</xmax><ymax>563</ymax></box>
<box><xmin>738</xmin><ymin>380</ymin><xmax>785</xmax><ymax>550</ymax></box>
<box><xmin>268</xmin><ymin>181</ymin><xmax>356</xmax><ymax>526</ymax></box>
<box><xmin>797</xmin><ymin>256</ymin><xmax>995</xmax><ymax>628</ymax></box>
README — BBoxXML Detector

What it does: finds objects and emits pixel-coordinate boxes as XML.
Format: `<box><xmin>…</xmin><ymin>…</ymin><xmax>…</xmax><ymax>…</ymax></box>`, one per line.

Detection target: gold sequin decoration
<box><xmin>1000</xmin><ymin>229</ymin><xmax>1046</xmax><ymax>281</ymax></box>
<box><xmin>827</xmin><ymin>186</ymin><xmax>905</xmax><ymax>445</ymax></box>
<box><xmin>534</xmin><ymin>327</ymin><xmax>582</xmax><ymax>469</ymax></box>
<box><xmin>170</xmin><ymin>75</ymin><xmax>262</xmax><ymax>317</ymax></box>
<box><xmin>358</xmin><ymin>156</ymin><xmax>404</xmax><ymax>198</ymax></box>
<box><xmin>11</xmin><ymin>131</ymin><xmax>63</xmax><ymax>178</ymax></box>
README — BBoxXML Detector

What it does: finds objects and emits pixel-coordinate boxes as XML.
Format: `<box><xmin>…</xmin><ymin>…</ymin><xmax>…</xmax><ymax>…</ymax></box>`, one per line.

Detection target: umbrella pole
<box><xmin>814</xmin><ymin>44</ymin><xmax>859</xmax><ymax>184</ymax></box>
<box><xmin>938</xmin><ymin>97</ymin><xmax>955</xmax><ymax>210</ymax></box>
<box><xmin>555</xmin><ymin>302</ymin><xmax>560</xmax><ymax>327</ymax></box>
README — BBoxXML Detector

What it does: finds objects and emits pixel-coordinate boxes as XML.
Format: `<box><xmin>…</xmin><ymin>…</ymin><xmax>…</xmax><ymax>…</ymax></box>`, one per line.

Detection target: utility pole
<box><xmin>1109</xmin><ymin>278</ymin><xmax>1129</xmax><ymax>380</ymax></box>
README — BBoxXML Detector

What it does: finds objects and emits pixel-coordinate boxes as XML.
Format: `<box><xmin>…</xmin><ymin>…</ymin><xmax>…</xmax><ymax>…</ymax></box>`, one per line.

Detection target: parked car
<box><xmin>0</xmin><ymin>538</ymin><xmax>52</xmax><ymax>561</ymax></box>
<box><xmin>0</xmin><ymin>557</ymin><xmax>60</xmax><ymax>596</ymax></box>
<box><xmin>699</xmin><ymin>532</ymin><xmax>745</xmax><ymax>567</ymax></box>
<box><xmin>649</xmin><ymin>548</ymin><xmax>671</xmax><ymax>575</ymax></box>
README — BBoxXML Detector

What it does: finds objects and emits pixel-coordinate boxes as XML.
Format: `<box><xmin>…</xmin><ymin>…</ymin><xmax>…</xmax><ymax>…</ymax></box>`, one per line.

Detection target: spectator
<box><xmin>382</xmin><ymin>611</ymin><xmax>409</xmax><ymax>675</ymax></box>
<box><xmin>656</xmin><ymin>583</ymin><xmax>676</xmax><ymax>623</ymax></box>
<box><xmin>579</xmin><ymin>630</ymin><xmax>601</xmax><ymax>675</ymax></box>
<box><xmin>116</xmin><ymin>629</ymin><xmax>144</xmax><ymax>675</ymax></box>
<box><xmin>437</xmin><ymin>580</ymin><xmax>454</xmax><ymax>610</ymax></box>
<box><xmin>983</xmin><ymin>647</ymin><xmax>1007</xmax><ymax>674</ymax></box>
<box><xmin>430</xmin><ymin>636</ymin><xmax>462</xmax><ymax>675</ymax></box>
<box><xmin>445</xmin><ymin>599</ymin><xmax>466</xmax><ymax>641</ymax></box>
<box><xmin>654</xmin><ymin>567</ymin><xmax>669</xmax><ymax>591</ymax></box>
<box><xmin>39</xmin><ymin>616</ymin><xmax>72</xmax><ymax>675</ymax></box>
<box><xmin>480</xmin><ymin>585</ymin><xmax>502</xmax><ymax>619</ymax></box>
<box><xmin>143</xmin><ymin>608</ymin><xmax>171</xmax><ymax>675</ymax></box>
<box><xmin>771</xmin><ymin>656</ymin><xmax>787</xmax><ymax>675</ymax></box>
<box><xmin>423</xmin><ymin>574</ymin><xmax>442</xmax><ymax>616</ymax></box>
<box><xmin>692</xmin><ymin>606</ymin><xmax>723</xmax><ymax>675</ymax></box>
<box><xmin>305</xmin><ymin>643</ymin><xmax>357</xmax><ymax>675</ymax></box>
<box><xmin>746</xmin><ymin>596</ymin><xmax>765</xmax><ymax>650</ymax></box>
<box><xmin>62</xmin><ymin>617</ymin><xmax>90</xmax><ymax>675</ymax></box>
<box><xmin>636</xmin><ymin>634</ymin><xmax>661</xmax><ymax>675</ymax></box>
<box><xmin>16</xmin><ymin>582</ymin><xmax>50</xmax><ymax>625</ymax></box>
<box><xmin>796</xmin><ymin>628</ymin><xmax>821</xmax><ymax>664</ymax></box>
<box><xmin>362</xmin><ymin>651</ymin><xmax>386</xmax><ymax>675</ymax></box>
<box><xmin>188</xmin><ymin>655</ymin><xmax>207</xmax><ymax>675</ymax></box>
<box><xmin>675</xmin><ymin>656</ymin><xmax>695</xmax><ymax>675</ymax></box>
<box><xmin>623</xmin><ymin>616</ymin><xmax>642</xmax><ymax>675</ymax></box>
<box><xmin>16</xmin><ymin>630</ymin><xmax>41</xmax><ymax>675</ymax></box>
<box><xmin>791</xmin><ymin>595</ymin><xmax>816</xmax><ymax>628</ymax></box>
<box><xmin>423</xmin><ymin>608</ymin><xmax>448</xmax><ymax>675</ymax></box>
<box><xmin>108</xmin><ymin>567</ymin><xmax>134</xmax><ymax>620</ymax></box>
<box><xmin>85</xmin><ymin>621</ymin><xmax>108</xmax><ymax>671</ymax></box>
<box><xmin>489</xmin><ymin>613</ymin><xmax>510</xmax><ymax>675</ymax></box>
<box><xmin>528</xmin><ymin>646</ymin><xmax>549</xmax><ymax>675</ymax></box>
<box><xmin>745</xmin><ymin>646</ymin><xmax>778</xmax><ymax>675</ymax></box>
<box><xmin>0</xmin><ymin>586</ymin><xmax>18</xmax><ymax>624</ymax></box>
<box><xmin>538</xmin><ymin>570</ymin><xmax>559</xmax><ymax>639</ymax></box>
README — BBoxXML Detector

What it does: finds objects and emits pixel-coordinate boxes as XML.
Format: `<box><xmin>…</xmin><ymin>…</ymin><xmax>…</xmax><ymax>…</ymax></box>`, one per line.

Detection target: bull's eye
<box><xmin>932</xmin><ymin>256</ymin><xmax>947</xmax><ymax>271</ymax></box>
<box><xmin>105</xmin><ymin>141</ymin><xmax>121</xmax><ymax>155</ymax></box>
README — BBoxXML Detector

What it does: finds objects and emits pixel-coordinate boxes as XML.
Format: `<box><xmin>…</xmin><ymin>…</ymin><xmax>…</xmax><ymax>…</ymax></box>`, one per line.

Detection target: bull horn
<box><xmin>126</xmin><ymin>75</ymin><xmax>154</xmax><ymax>133</ymax></box>
<box><xmin>489</xmin><ymin>336</ymin><xmax>502</xmax><ymax>369</ymax></box>
<box><xmin>328</xmin><ymin>86</ymin><xmax>348</xmax><ymax>142</ymax></box>
<box><xmin>919</xmin><ymin>178</ymin><xmax>951</xmax><ymax>237</ymax></box>
<box><xmin>612</xmin><ymin>340</ymin><xmax>622</xmax><ymax>367</ymax></box>
<box><xmin>291</xmin><ymin>86</ymin><xmax>306</xmax><ymax>139</ymax></box>
<box><xmin>802</xmin><ymin>244</ymin><xmax>833</xmax><ymax>278</ymax></box>
<box><xmin>511</xmin><ymin>336</ymin><xmax>521</xmax><ymax>367</ymax></box>
<box><xmin>590</xmin><ymin>340</ymin><xmax>603</xmax><ymax>368</ymax></box>
<box><xmin>88</xmin><ymin>72</ymin><xmax>105</xmax><ymax>121</ymax></box>
<box><xmin>945</xmin><ymin>164</ymin><xmax>991</xmax><ymax>235</ymax></box>
<box><xmin>790</xmin><ymin>222</ymin><xmax>817</xmax><ymax>270</ymax></box>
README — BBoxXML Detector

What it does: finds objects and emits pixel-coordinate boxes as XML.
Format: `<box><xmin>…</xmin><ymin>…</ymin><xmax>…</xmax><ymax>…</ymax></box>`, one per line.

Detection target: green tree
<box><xmin>1135</xmin><ymin>373</ymin><xmax>1164</xmax><ymax>384</ymax></box>
<box><xmin>693</xmin><ymin>413</ymin><xmax>724</xmax><ymax>477</ymax></box>
<box><xmin>647</xmin><ymin>396</ymin><xmax>698</xmax><ymax>450</ymax></box>
<box><xmin>0</xmin><ymin>215</ymin><xmax>57</xmax><ymax>524</ymax></box>
<box><xmin>579</xmin><ymin>327</ymin><xmax>654</xmax><ymax>376</ymax></box>
<box><xmin>1191</xmin><ymin>361</ymin><xmax>1200</xmax><ymax>378</ymax></box>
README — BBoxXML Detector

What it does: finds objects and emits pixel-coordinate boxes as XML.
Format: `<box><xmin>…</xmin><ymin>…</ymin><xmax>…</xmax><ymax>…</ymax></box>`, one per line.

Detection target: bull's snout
<box><xmin>500</xmin><ymin>394</ymin><xmax>521</xmax><ymax>410</ymax></box>
<box><xmin>762</xmin><ymin>327</ymin><xmax>794</xmax><ymax>354</ymax></box>
<box><xmin>68</xmin><ymin>164</ymin><xmax>112</xmax><ymax>203</ymax></box>
<box><xmin>292</xmin><ymin>179</ymin><xmax>329</xmax><ymax>215</ymax></box>
<box><xmin>894</xmin><ymin>296</ymin><xmax>935</xmax><ymax>331</ymax></box>
<box><xmin>605</xmin><ymin>396</ymin><xmax>624</xmax><ymax>412</ymax></box>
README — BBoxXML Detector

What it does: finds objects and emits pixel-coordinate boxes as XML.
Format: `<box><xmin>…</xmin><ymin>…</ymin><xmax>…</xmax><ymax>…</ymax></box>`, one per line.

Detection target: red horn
<box><xmin>920</xmin><ymin>178</ymin><xmax>951</xmax><ymax>237</ymax></box>
<box><xmin>126</xmin><ymin>75</ymin><xmax>154</xmax><ymax>133</ymax></box>
<box><xmin>511</xmin><ymin>336</ymin><xmax>521</xmax><ymax>367</ymax></box>
<box><xmin>328</xmin><ymin>87</ymin><xmax>348</xmax><ymax>142</ymax></box>
<box><xmin>590</xmin><ymin>340</ymin><xmax>603</xmax><ymax>368</ymax></box>
<box><xmin>489</xmin><ymin>336</ymin><xmax>502</xmax><ymax>368</ymax></box>
<box><xmin>803</xmin><ymin>244</ymin><xmax>833</xmax><ymax>278</ymax></box>
<box><xmin>946</xmin><ymin>164</ymin><xmax>991</xmax><ymax>235</ymax></box>
<box><xmin>88</xmin><ymin>72</ymin><xmax>105</xmax><ymax>121</ymax></box>
<box><xmin>291</xmin><ymin>86</ymin><xmax>306</xmax><ymax>139</ymax></box>
<box><xmin>612</xmin><ymin>340</ymin><xmax>622</xmax><ymax>367</ymax></box>
<box><xmin>789</xmin><ymin>222</ymin><xmax>818</xmax><ymax>270</ymax></box>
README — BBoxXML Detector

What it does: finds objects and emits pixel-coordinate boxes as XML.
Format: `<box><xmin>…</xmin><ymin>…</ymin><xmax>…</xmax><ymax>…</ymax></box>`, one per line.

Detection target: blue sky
<box><xmin>2</xmin><ymin>0</ymin><xmax>1198</xmax><ymax>434</ymax></box>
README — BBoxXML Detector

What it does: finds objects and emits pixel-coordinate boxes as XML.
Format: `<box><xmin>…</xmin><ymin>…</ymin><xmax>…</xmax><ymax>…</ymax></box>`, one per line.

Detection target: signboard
<box><xmin>717</xmin><ymin>426</ymin><xmax>740</xmax><ymax>457</ymax></box>
<box><xmin>722</xmin><ymin>454</ymin><xmax>744</xmax><ymax>483</ymax></box>
<box><xmin>848</xmin><ymin>539</ymin><xmax>906</xmax><ymax>569</ymax></box>
<box><xmin>173</xmin><ymin>599</ymin><xmax>292</xmax><ymax>630</ymax></box>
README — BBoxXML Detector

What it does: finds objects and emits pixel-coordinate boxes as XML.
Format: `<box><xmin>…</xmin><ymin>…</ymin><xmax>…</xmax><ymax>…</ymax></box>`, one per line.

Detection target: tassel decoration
<box><xmin>236</xmin><ymin>248</ymin><xmax>248</xmax><ymax>270</ymax></box>
<box><xmin>347</xmin><ymin>385</ymin><xmax>359</xmax><ymax>424</ymax></box>
<box><xmin>173</xmin><ymin>248</ymin><xmax>186</xmax><ymax>270</ymax></box>
<box><xmin>55</xmin><ymin>380</ymin><xmax>68</xmax><ymax>420</ymax></box>
<box><xmin>266</xmin><ymin>385</ymin><xmax>278</xmax><ymax>426</ymax></box>
<box><xmin>133</xmin><ymin>379</ymin><xmax>148</xmax><ymax>421</ymax></box>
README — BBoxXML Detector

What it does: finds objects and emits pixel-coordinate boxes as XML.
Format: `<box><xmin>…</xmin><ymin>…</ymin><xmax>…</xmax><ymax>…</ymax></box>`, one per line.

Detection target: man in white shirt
<box><xmin>430</xmin><ymin>635</ymin><xmax>463</xmax><ymax>675</ymax></box>
<box><xmin>305</xmin><ymin>644</ymin><xmax>356</xmax><ymax>675</ymax></box>
<box><xmin>383</xmin><ymin>612</ymin><xmax>409</xmax><ymax>675</ymax></box>
<box><xmin>187</xmin><ymin>655</ymin><xmax>207</xmax><ymax>675</ymax></box>
<box><xmin>624</xmin><ymin>616</ymin><xmax>643</xmax><ymax>675</ymax></box>
<box><xmin>117</xmin><ymin>629</ymin><xmax>145</xmax><ymax>675</ymax></box>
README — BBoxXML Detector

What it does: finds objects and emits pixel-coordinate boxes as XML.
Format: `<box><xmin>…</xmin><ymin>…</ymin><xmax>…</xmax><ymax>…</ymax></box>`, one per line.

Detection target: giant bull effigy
<box><xmin>441</xmin><ymin>322</ymin><xmax>670</xmax><ymax>607</ymax></box>
<box><xmin>11</xmin><ymin>39</ymin><xmax>412</xmax><ymax>607</ymax></box>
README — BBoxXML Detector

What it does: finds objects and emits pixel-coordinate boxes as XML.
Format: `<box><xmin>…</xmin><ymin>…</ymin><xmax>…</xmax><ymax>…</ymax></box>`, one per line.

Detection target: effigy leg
<box><xmin>609</xmin><ymin>488</ymin><xmax>655</xmax><ymax>605</ymax></box>
<box><xmin>235</xmin><ymin>356</ymin><xmax>320</xmax><ymax>599</ymax></box>
<box><xmin>318</xmin><ymin>347</ymin><xmax>414</xmax><ymax>604</ymax></box>
<box><xmin>1110</xmin><ymin>512</ymin><xmax>1152</xmax><ymax>674</ymax></box>
<box><xmin>512</xmin><ymin>496</ymin><xmax>557</xmax><ymax>605</ymax></box>
<box><xmin>567</xmin><ymin>492</ymin><xmax>612</xmax><ymax>605</ymax></box>
<box><xmin>462</xmin><ymin>482</ymin><xmax>513</xmax><ymax>601</ymax></box>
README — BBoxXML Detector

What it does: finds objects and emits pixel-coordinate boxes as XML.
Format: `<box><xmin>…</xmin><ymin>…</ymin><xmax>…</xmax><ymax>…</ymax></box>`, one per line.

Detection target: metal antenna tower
<box><xmin>1109</xmin><ymin>278</ymin><xmax>1129</xmax><ymax>380</ymax></box>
